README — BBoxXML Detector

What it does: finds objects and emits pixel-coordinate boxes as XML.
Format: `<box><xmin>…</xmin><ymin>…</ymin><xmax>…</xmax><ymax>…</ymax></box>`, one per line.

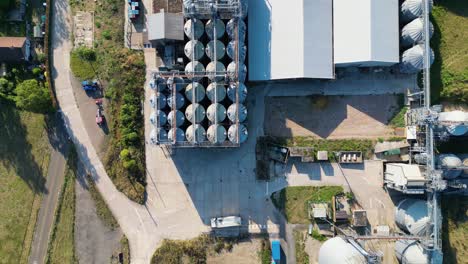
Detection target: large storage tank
<box><xmin>437</xmin><ymin>154</ymin><xmax>463</xmax><ymax>179</ymax></box>
<box><xmin>400</xmin><ymin>44</ymin><xmax>434</xmax><ymax>74</ymax></box>
<box><xmin>318</xmin><ymin>237</ymin><xmax>366</xmax><ymax>264</ymax></box>
<box><xmin>227</xmin><ymin>62</ymin><xmax>247</xmax><ymax>82</ymax></box>
<box><xmin>205</xmin><ymin>19</ymin><xmax>225</xmax><ymax>40</ymax></box>
<box><xmin>184</xmin><ymin>40</ymin><xmax>205</xmax><ymax>61</ymax></box>
<box><xmin>206</xmin><ymin>61</ymin><xmax>226</xmax><ymax>82</ymax></box>
<box><xmin>401</xmin><ymin>0</ymin><xmax>433</xmax><ymax>23</ymax></box>
<box><xmin>205</xmin><ymin>40</ymin><xmax>226</xmax><ymax>61</ymax></box>
<box><xmin>401</xmin><ymin>18</ymin><xmax>434</xmax><ymax>47</ymax></box>
<box><xmin>395</xmin><ymin>240</ymin><xmax>428</xmax><ymax>264</ymax></box>
<box><xmin>207</xmin><ymin>124</ymin><xmax>227</xmax><ymax>144</ymax></box>
<box><xmin>227</xmin><ymin>82</ymin><xmax>248</xmax><ymax>103</ymax></box>
<box><xmin>439</xmin><ymin>111</ymin><xmax>468</xmax><ymax>136</ymax></box>
<box><xmin>227</xmin><ymin>41</ymin><xmax>247</xmax><ymax>63</ymax></box>
<box><xmin>167</xmin><ymin>110</ymin><xmax>185</xmax><ymax>127</ymax></box>
<box><xmin>226</xmin><ymin>18</ymin><xmax>246</xmax><ymax>41</ymax></box>
<box><xmin>395</xmin><ymin>199</ymin><xmax>429</xmax><ymax>236</ymax></box>
<box><xmin>149</xmin><ymin>76</ymin><xmax>166</xmax><ymax>92</ymax></box>
<box><xmin>186</xmin><ymin>124</ymin><xmax>206</xmax><ymax>142</ymax></box>
<box><xmin>167</xmin><ymin>92</ymin><xmax>185</xmax><ymax>109</ymax></box>
<box><xmin>207</xmin><ymin>103</ymin><xmax>227</xmax><ymax>123</ymax></box>
<box><xmin>184</xmin><ymin>19</ymin><xmax>204</xmax><ymax>39</ymax></box>
<box><xmin>150</xmin><ymin>110</ymin><xmax>167</xmax><ymax>127</ymax></box>
<box><xmin>185</xmin><ymin>103</ymin><xmax>206</xmax><ymax>123</ymax></box>
<box><xmin>166</xmin><ymin>77</ymin><xmax>186</xmax><ymax>92</ymax></box>
<box><xmin>228</xmin><ymin>124</ymin><xmax>248</xmax><ymax>144</ymax></box>
<box><xmin>150</xmin><ymin>93</ymin><xmax>167</xmax><ymax>109</ymax></box>
<box><xmin>168</xmin><ymin>128</ymin><xmax>185</xmax><ymax>142</ymax></box>
<box><xmin>185</xmin><ymin>61</ymin><xmax>205</xmax><ymax>81</ymax></box>
<box><xmin>227</xmin><ymin>104</ymin><xmax>247</xmax><ymax>123</ymax></box>
<box><xmin>185</xmin><ymin>82</ymin><xmax>206</xmax><ymax>103</ymax></box>
<box><xmin>206</xmin><ymin>83</ymin><xmax>226</xmax><ymax>102</ymax></box>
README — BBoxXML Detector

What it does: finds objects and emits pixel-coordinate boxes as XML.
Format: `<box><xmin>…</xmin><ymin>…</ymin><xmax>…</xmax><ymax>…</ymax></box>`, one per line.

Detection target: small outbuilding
<box><xmin>0</xmin><ymin>37</ymin><xmax>30</xmax><ymax>63</ymax></box>
<box><xmin>147</xmin><ymin>12</ymin><xmax>184</xmax><ymax>43</ymax></box>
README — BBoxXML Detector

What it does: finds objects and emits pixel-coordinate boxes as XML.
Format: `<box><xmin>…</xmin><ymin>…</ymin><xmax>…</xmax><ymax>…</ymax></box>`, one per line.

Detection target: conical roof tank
<box><xmin>185</xmin><ymin>61</ymin><xmax>205</xmax><ymax>81</ymax></box>
<box><xmin>150</xmin><ymin>93</ymin><xmax>167</xmax><ymax>109</ymax></box>
<box><xmin>206</xmin><ymin>83</ymin><xmax>226</xmax><ymax>102</ymax></box>
<box><xmin>167</xmin><ymin>92</ymin><xmax>185</xmax><ymax>109</ymax></box>
<box><xmin>227</xmin><ymin>41</ymin><xmax>247</xmax><ymax>63</ymax></box>
<box><xmin>227</xmin><ymin>82</ymin><xmax>248</xmax><ymax>103</ymax></box>
<box><xmin>437</xmin><ymin>154</ymin><xmax>463</xmax><ymax>179</ymax></box>
<box><xmin>318</xmin><ymin>237</ymin><xmax>366</xmax><ymax>264</ymax></box>
<box><xmin>207</xmin><ymin>103</ymin><xmax>226</xmax><ymax>123</ymax></box>
<box><xmin>168</xmin><ymin>128</ymin><xmax>185</xmax><ymax>142</ymax></box>
<box><xmin>400</xmin><ymin>44</ymin><xmax>434</xmax><ymax>74</ymax></box>
<box><xmin>226</xmin><ymin>18</ymin><xmax>246</xmax><ymax>41</ymax></box>
<box><xmin>185</xmin><ymin>82</ymin><xmax>205</xmax><ymax>103</ymax></box>
<box><xmin>206</xmin><ymin>61</ymin><xmax>226</xmax><ymax>82</ymax></box>
<box><xmin>166</xmin><ymin>77</ymin><xmax>186</xmax><ymax>92</ymax></box>
<box><xmin>205</xmin><ymin>19</ymin><xmax>225</xmax><ymax>40</ymax></box>
<box><xmin>228</xmin><ymin>124</ymin><xmax>248</xmax><ymax>144</ymax></box>
<box><xmin>150</xmin><ymin>110</ymin><xmax>167</xmax><ymax>127</ymax></box>
<box><xmin>227</xmin><ymin>104</ymin><xmax>247</xmax><ymax>123</ymax></box>
<box><xmin>395</xmin><ymin>240</ymin><xmax>428</xmax><ymax>264</ymax></box>
<box><xmin>167</xmin><ymin>110</ymin><xmax>185</xmax><ymax>127</ymax></box>
<box><xmin>186</xmin><ymin>124</ymin><xmax>206</xmax><ymax>142</ymax></box>
<box><xmin>207</xmin><ymin>124</ymin><xmax>227</xmax><ymax>144</ymax></box>
<box><xmin>184</xmin><ymin>19</ymin><xmax>204</xmax><ymax>39</ymax></box>
<box><xmin>185</xmin><ymin>103</ymin><xmax>205</xmax><ymax>123</ymax></box>
<box><xmin>401</xmin><ymin>18</ymin><xmax>434</xmax><ymax>47</ymax></box>
<box><xmin>184</xmin><ymin>40</ymin><xmax>205</xmax><ymax>61</ymax></box>
<box><xmin>401</xmin><ymin>0</ymin><xmax>433</xmax><ymax>23</ymax></box>
<box><xmin>150</xmin><ymin>128</ymin><xmax>168</xmax><ymax>143</ymax></box>
<box><xmin>205</xmin><ymin>40</ymin><xmax>225</xmax><ymax>61</ymax></box>
<box><xmin>227</xmin><ymin>62</ymin><xmax>247</xmax><ymax>82</ymax></box>
<box><xmin>395</xmin><ymin>199</ymin><xmax>429</xmax><ymax>236</ymax></box>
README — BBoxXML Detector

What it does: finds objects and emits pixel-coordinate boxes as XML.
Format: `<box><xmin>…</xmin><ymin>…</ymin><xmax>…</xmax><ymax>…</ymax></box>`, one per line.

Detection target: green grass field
<box><xmin>0</xmin><ymin>102</ymin><xmax>51</xmax><ymax>264</ymax></box>
<box><xmin>442</xmin><ymin>196</ymin><xmax>468</xmax><ymax>264</ymax></box>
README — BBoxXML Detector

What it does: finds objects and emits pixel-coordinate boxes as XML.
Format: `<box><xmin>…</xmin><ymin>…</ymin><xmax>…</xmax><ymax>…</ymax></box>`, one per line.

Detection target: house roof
<box><xmin>0</xmin><ymin>37</ymin><xmax>27</xmax><ymax>63</ymax></box>
<box><xmin>0</xmin><ymin>37</ymin><xmax>27</xmax><ymax>48</ymax></box>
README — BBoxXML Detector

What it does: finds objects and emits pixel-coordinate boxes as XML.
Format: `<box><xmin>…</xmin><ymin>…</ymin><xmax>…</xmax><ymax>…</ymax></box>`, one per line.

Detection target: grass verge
<box><xmin>70</xmin><ymin>51</ymin><xmax>98</xmax><ymax>81</ymax></box>
<box><xmin>111</xmin><ymin>235</ymin><xmax>130</xmax><ymax>264</ymax></box>
<box><xmin>442</xmin><ymin>196</ymin><xmax>468</xmax><ymax>263</ymax></box>
<box><xmin>259</xmin><ymin>238</ymin><xmax>272</xmax><ymax>264</ymax></box>
<box><xmin>294</xmin><ymin>230</ymin><xmax>309</xmax><ymax>264</ymax></box>
<box><xmin>85</xmin><ymin>174</ymin><xmax>119</xmax><ymax>230</ymax></box>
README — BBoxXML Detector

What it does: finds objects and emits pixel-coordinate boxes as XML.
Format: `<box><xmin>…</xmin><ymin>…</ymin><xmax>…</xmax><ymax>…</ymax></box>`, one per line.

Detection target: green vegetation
<box><xmin>388</xmin><ymin>106</ymin><xmax>407</xmax><ymax>128</ymax></box>
<box><xmin>0</xmin><ymin>102</ymin><xmax>51</xmax><ymax>264</ymax></box>
<box><xmin>293</xmin><ymin>230</ymin><xmax>309</xmax><ymax>264</ymax></box>
<box><xmin>46</xmin><ymin>148</ymin><xmax>77</xmax><ymax>264</ymax></box>
<box><xmin>310</xmin><ymin>229</ymin><xmax>326</xmax><ymax>242</ymax></box>
<box><xmin>86</xmin><ymin>174</ymin><xmax>119</xmax><ymax>230</ymax></box>
<box><xmin>442</xmin><ymin>196</ymin><xmax>468</xmax><ymax>263</ymax></box>
<box><xmin>430</xmin><ymin>1</ymin><xmax>468</xmax><ymax>103</ymax></box>
<box><xmin>271</xmin><ymin>186</ymin><xmax>343</xmax><ymax>224</ymax></box>
<box><xmin>15</xmin><ymin>79</ymin><xmax>52</xmax><ymax>113</ymax></box>
<box><xmin>111</xmin><ymin>236</ymin><xmax>130</xmax><ymax>264</ymax></box>
<box><xmin>70</xmin><ymin>50</ymin><xmax>97</xmax><ymax>81</ymax></box>
<box><xmin>259</xmin><ymin>238</ymin><xmax>272</xmax><ymax>264</ymax></box>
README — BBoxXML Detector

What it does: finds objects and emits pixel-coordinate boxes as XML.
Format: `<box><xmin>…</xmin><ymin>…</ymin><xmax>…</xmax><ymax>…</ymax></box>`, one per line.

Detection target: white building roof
<box><xmin>210</xmin><ymin>216</ymin><xmax>242</xmax><ymax>228</ymax></box>
<box><xmin>248</xmin><ymin>0</ymin><xmax>334</xmax><ymax>81</ymax></box>
<box><xmin>333</xmin><ymin>0</ymin><xmax>399</xmax><ymax>67</ymax></box>
<box><xmin>386</xmin><ymin>163</ymin><xmax>425</xmax><ymax>187</ymax></box>
<box><xmin>147</xmin><ymin>13</ymin><xmax>184</xmax><ymax>41</ymax></box>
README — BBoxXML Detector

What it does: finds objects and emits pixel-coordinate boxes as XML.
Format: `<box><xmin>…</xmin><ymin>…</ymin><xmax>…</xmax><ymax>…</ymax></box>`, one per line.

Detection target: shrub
<box><xmin>0</xmin><ymin>77</ymin><xmax>14</xmax><ymax>95</ymax></box>
<box><xmin>102</xmin><ymin>30</ymin><xmax>111</xmax><ymax>40</ymax></box>
<box><xmin>123</xmin><ymin>159</ymin><xmax>137</xmax><ymax>171</ymax></box>
<box><xmin>122</xmin><ymin>132</ymin><xmax>139</xmax><ymax>146</ymax></box>
<box><xmin>14</xmin><ymin>79</ymin><xmax>52</xmax><ymax>113</ymax></box>
<box><xmin>37</xmin><ymin>53</ymin><xmax>47</xmax><ymax>63</ymax></box>
<box><xmin>95</xmin><ymin>21</ymin><xmax>101</xmax><ymax>28</ymax></box>
<box><xmin>75</xmin><ymin>46</ymin><xmax>96</xmax><ymax>61</ymax></box>
<box><xmin>32</xmin><ymin>67</ymin><xmax>42</xmax><ymax>76</ymax></box>
<box><xmin>119</xmin><ymin>149</ymin><xmax>130</xmax><ymax>161</ymax></box>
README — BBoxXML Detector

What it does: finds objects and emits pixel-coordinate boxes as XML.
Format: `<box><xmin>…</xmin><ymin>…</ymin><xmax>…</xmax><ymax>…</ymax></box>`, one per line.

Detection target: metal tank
<box><xmin>205</xmin><ymin>19</ymin><xmax>225</xmax><ymax>40</ymax></box>
<box><xmin>185</xmin><ymin>61</ymin><xmax>205</xmax><ymax>81</ymax></box>
<box><xmin>184</xmin><ymin>19</ymin><xmax>204</xmax><ymax>39</ymax></box>
<box><xmin>395</xmin><ymin>199</ymin><xmax>429</xmax><ymax>236</ymax></box>
<box><xmin>437</xmin><ymin>154</ymin><xmax>463</xmax><ymax>179</ymax></box>
<box><xmin>401</xmin><ymin>18</ymin><xmax>434</xmax><ymax>47</ymax></box>
<box><xmin>318</xmin><ymin>237</ymin><xmax>366</xmax><ymax>264</ymax></box>
<box><xmin>395</xmin><ymin>240</ymin><xmax>428</xmax><ymax>264</ymax></box>
<box><xmin>226</xmin><ymin>18</ymin><xmax>246</xmax><ymax>41</ymax></box>
<box><xmin>228</xmin><ymin>124</ymin><xmax>248</xmax><ymax>144</ymax></box>
<box><xmin>227</xmin><ymin>82</ymin><xmax>248</xmax><ymax>103</ymax></box>
<box><xmin>150</xmin><ymin>128</ymin><xmax>168</xmax><ymax>143</ymax></box>
<box><xmin>207</xmin><ymin>103</ymin><xmax>227</xmax><ymax>123</ymax></box>
<box><xmin>167</xmin><ymin>92</ymin><xmax>185</xmax><ymax>109</ymax></box>
<box><xmin>186</xmin><ymin>124</ymin><xmax>206</xmax><ymax>142</ymax></box>
<box><xmin>206</xmin><ymin>82</ymin><xmax>226</xmax><ymax>102</ymax></box>
<box><xmin>167</xmin><ymin>110</ymin><xmax>185</xmax><ymax>127</ymax></box>
<box><xmin>166</xmin><ymin>76</ymin><xmax>186</xmax><ymax>92</ymax></box>
<box><xmin>227</xmin><ymin>41</ymin><xmax>247</xmax><ymax>63</ymax></box>
<box><xmin>227</xmin><ymin>103</ymin><xmax>247</xmax><ymax>123</ymax></box>
<box><xmin>185</xmin><ymin>103</ymin><xmax>206</xmax><ymax>123</ymax></box>
<box><xmin>207</xmin><ymin>124</ymin><xmax>227</xmax><ymax>144</ymax></box>
<box><xmin>184</xmin><ymin>40</ymin><xmax>205</xmax><ymax>61</ymax></box>
<box><xmin>206</xmin><ymin>61</ymin><xmax>226</xmax><ymax>82</ymax></box>
<box><xmin>227</xmin><ymin>62</ymin><xmax>247</xmax><ymax>82</ymax></box>
<box><xmin>439</xmin><ymin>111</ymin><xmax>468</xmax><ymax>136</ymax></box>
<box><xmin>401</xmin><ymin>0</ymin><xmax>433</xmax><ymax>23</ymax></box>
<box><xmin>400</xmin><ymin>44</ymin><xmax>434</xmax><ymax>74</ymax></box>
<box><xmin>205</xmin><ymin>40</ymin><xmax>226</xmax><ymax>61</ymax></box>
<box><xmin>149</xmin><ymin>75</ymin><xmax>166</xmax><ymax>92</ymax></box>
<box><xmin>150</xmin><ymin>110</ymin><xmax>167</xmax><ymax>127</ymax></box>
<box><xmin>185</xmin><ymin>82</ymin><xmax>205</xmax><ymax>103</ymax></box>
<box><xmin>150</xmin><ymin>93</ymin><xmax>167</xmax><ymax>109</ymax></box>
<box><xmin>168</xmin><ymin>128</ymin><xmax>185</xmax><ymax>142</ymax></box>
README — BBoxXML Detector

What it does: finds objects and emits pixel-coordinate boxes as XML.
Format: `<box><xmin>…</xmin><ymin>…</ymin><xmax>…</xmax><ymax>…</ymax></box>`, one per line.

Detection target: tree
<box><xmin>32</xmin><ymin>67</ymin><xmax>42</xmax><ymax>76</ymax></box>
<box><xmin>0</xmin><ymin>77</ymin><xmax>14</xmax><ymax>96</ymax></box>
<box><xmin>14</xmin><ymin>79</ymin><xmax>51</xmax><ymax>113</ymax></box>
<box><xmin>75</xmin><ymin>46</ymin><xmax>96</xmax><ymax>61</ymax></box>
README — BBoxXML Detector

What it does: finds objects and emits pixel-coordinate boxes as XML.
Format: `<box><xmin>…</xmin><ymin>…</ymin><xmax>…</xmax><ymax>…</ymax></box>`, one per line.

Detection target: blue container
<box><xmin>271</xmin><ymin>240</ymin><xmax>280</xmax><ymax>263</ymax></box>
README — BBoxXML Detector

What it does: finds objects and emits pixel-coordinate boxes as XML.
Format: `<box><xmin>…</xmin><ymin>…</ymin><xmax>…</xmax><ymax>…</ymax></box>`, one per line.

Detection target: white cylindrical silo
<box><xmin>227</xmin><ymin>82</ymin><xmax>248</xmax><ymax>103</ymax></box>
<box><xmin>185</xmin><ymin>103</ymin><xmax>205</xmax><ymax>123</ymax></box>
<box><xmin>400</xmin><ymin>44</ymin><xmax>434</xmax><ymax>74</ymax></box>
<box><xmin>186</xmin><ymin>124</ymin><xmax>206</xmax><ymax>142</ymax></box>
<box><xmin>184</xmin><ymin>19</ymin><xmax>204</xmax><ymax>39</ymax></box>
<box><xmin>227</xmin><ymin>41</ymin><xmax>247</xmax><ymax>63</ymax></box>
<box><xmin>395</xmin><ymin>240</ymin><xmax>428</xmax><ymax>264</ymax></box>
<box><xmin>185</xmin><ymin>82</ymin><xmax>205</xmax><ymax>103</ymax></box>
<box><xmin>439</xmin><ymin>111</ymin><xmax>468</xmax><ymax>136</ymax></box>
<box><xmin>227</xmin><ymin>62</ymin><xmax>247</xmax><ymax>82</ymax></box>
<box><xmin>207</xmin><ymin>124</ymin><xmax>227</xmax><ymax>144</ymax></box>
<box><xmin>227</xmin><ymin>104</ymin><xmax>247</xmax><ymax>123</ymax></box>
<box><xmin>150</xmin><ymin>110</ymin><xmax>167</xmax><ymax>127</ymax></box>
<box><xmin>205</xmin><ymin>19</ymin><xmax>225</xmax><ymax>40</ymax></box>
<box><xmin>401</xmin><ymin>0</ymin><xmax>433</xmax><ymax>23</ymax></box>
<box><xmin>207</xmin><ymin>103</ymin><xmax>226</xmax><ymax>123</ymax></box>
<box><xmin>167</xmin><ymin>110</ymin><xmax>185</xmax><ymax>127</ymax></box>
<box><xmin>395</xmin><ymin>199</ymin><xmax>429</xmax><ymax>236</ymax></box>
<box><xmin>437</xmin><ymin>154</ymin><xmax>463</xmax><ymax>179</ymax></box>
<box><xmin>206</xmin><ymin>61</ymin><xmax>226</xmax><ymax>82</ymax></box>
<box><xmin>168</xmin><ymin>127</ymin><xmax>185</xmax><ymax>142</ymax></box>
<box><xmin>185</xmin><ymin>61</ymin><xmax>205</xmax><ymax>81</ymax></box>
<box><xmin>206</xmin><ymin>83</ymin><xmax>226</xmax><ymax>103</ymax></box>
<box><xmin>318</xmin><ymin>237</ymin><xmax>366</xmax><ymax>264</ymax></box>
<box><xmin>184</xmin><ymin>40</ymin><xmax>205</xmax><ymax>61</ymax></box>
<box><xmin>167</xmin><ymin>92</ymin><xmax>185</xmax><ymax>109</ymax></box>
<box><xmin>228</xmin><ymin>124</ymin><xmax>248</xmax><ymax>144</ymax></box>
<box><xmin>401</xmin><ymin>18</ymin><xmax>434</xmax><ymax>47</ymax></box>
<box><xmin>166</xmin><ymin>76</ymin><xmax>186</xmax><ymax>92</ymax></box>
<box><xmin>226</xmin><ymin>18</ymin><xmax>246</xmax><ymax>41</ymax></box>
<box><xmin>205</xmin><ymin>40</ymin><xmax>226</xmax><ymax>61</ymax></box>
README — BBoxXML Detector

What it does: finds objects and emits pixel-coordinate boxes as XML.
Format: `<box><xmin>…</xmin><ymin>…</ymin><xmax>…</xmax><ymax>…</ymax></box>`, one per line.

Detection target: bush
<box><xmin>32</xmin><ymin>67</ymin><xmax>42</xmax><ymax>76</ymax></box>
<box><xmin>119</xmin><ymin>149</ymin><xmax>130</xmax><ymax>161</ymax></box>
<box><xmin>14</xmin><ymin>79</ymin><xmax>52</xmax><ymax>113</ymax></box>
<box><xmin>75</xmin><ymin>46</ymin><xmax>96</xmax><ymax>61</ymax></box>
<box><xmin>0</xmin><ymin>77</ymin><xmax>14</xmax><ymax>95</ymax></box>
<box><xmin>123</xmin><ymin>159</ymin><xmax>137</xmax><ymax>171</ymax></box>
<box><xmin>122</xmin><ymin>132</ymin><xmax>139</xmax><ymax>146</ymax></box>
<box><xmin>102</xmin><ymin>30</ymin><xmax>111</xmax><ymax>40</ymax></box>
<box><xmin>37</xmin><ymin>53</ymin><xmax>47</xmax><ymax>63</ymax></box>
<box><xmin>95</xmin><ymin>21</ymin><xmax>101</xmax><ymax>28</ymax></box>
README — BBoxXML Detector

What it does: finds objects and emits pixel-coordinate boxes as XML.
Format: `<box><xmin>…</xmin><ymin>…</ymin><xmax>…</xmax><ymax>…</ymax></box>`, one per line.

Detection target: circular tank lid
<box><xmin>184</xmin><ymin>40</ymin><xmax>205</xmax><ymax>61</ymax></box>
<box><xmin>205</xmin><ymin>40</ymin><xmax>226</xmax><ymax>61</ymax></box>
<box><xmin>438</xmin><ymin>154</ymin><xmax>462</xmax><ymax>179</ymax></box>
<box><xmin>150</xmin><ymin>128</ymin><xmax>169</xmax><ymax>143</ymax></box>
<box><xmin>150</xmin><ymin>75</ymin><xmax>167</xmax><ymax>92</ymax></box>
<box><xmin>227</xmin><ymin>103</ymin><xmax>247</xmax><ymax>123</ymax></box>
<box><xmin>227</xmin><ymin>82</ymin><xmax>248</xmax><ymax>103</ymax></box>
<box><xmin>185</xmin><ymin>103</ymin><xmax>206</xmax><ymax>123</ymax></box>
<box><xmin>186</xmin><ymin>124</ymin><xmax>206</xmax><ymax>142</ymax></box>
<box><xmin>447</xmin><ymin>125</ymin><xmax>468</xmax><ymax>136</ymax></box>
<box><xmin>167</xmin><ymin>92</ymin><xmax>185</xmax><ymax>109</ymax></box>
<box><xmin>400</xmin><ymin>44</ymin><xmax>434</xmax><ymax>74</ymax></box>
<box><xmin>401</xmin><ymin>0</ymin><xmax>433</xmax><ymax>22</ymax></box>
<box><xmin>227</xmin><ymin>41</ymin><xmax>247</xmax><ymax>62</ymax></box>
<box><xmin>206</xmin><ymin>82</ymin><xmax>226</xmax><ymax>102</ymax></box>
<box><xmin>185</xmin><ymin>82</ymin><xmax>206</xmax><ymax>103</ymax></box>
<box><xmin>150</xmin><ymin>110</ymin><xmax>167</xmax><ymax>127</ymax></box>
<box><xmin>401</xmin><ymin>18</ymin><xmax>434</xmax><ymax>47</ymax></box>
<box><xmin>207</xmin><ymin>103</ymin><xmax>227</xmax><ymax>123</ymax></box>
<box><xmin>227</xmin><ymin>62</ymin><xmax>247</xmax><ymax>82</ymax></box>
<box><xmin>206</xmin><ymin>61</ymin><xmax>226</xmax><ymax>82</ymax></box>
<box><xmin>395</xmin><ymin>199</ymin><xmax>429</xmax><ymax>236</ymax></box>
<box><xmin>207</xmin><ymin>124</ymin><xmax>227</xmax><ymax>144</ymax></box>
<box><xmin>205</xmin><ymin>19</ymin><xmax>225</xmax><ymax>40</ymax></box>
<box><xmin>150</xmin><ymin>93</ymin><xmax>167</xmax><ymax>109</ymax></box>
<box><xmin>184</xmin><ymin>19</ymin><xmax>204</xmax><ymax>39</ymax></box>
<box><xmin>226</xmin><ymin>18</ymin><xmax>246</xmax><ymax>41</ymax></box>
<box><xmin>168</xmin><ymin>127</ymin><xmax>185</xmax><ymax>142</ymax></box>
<box><xmin>318</xmin><ymin>237</ymin><xmax>366</xmax><ymax>264</ymax></box>
<box><xmin>185</xmin><ymin>61</ymin><xmax>205</xmax><ymax>81</ymax></box>
<box><xmin>167</xmin><ymin>110</ymin><xmax>185</xmax><ymax>127</ymax></box>
<box><xmin>166</xmin><ymin>77</ymin><xmax>186</xmax><ymax>92</ymax></box>
<box><xmin>228</xmin><ymin>123</ymin><xmax>248</xmax><ymax>144</ymax></box>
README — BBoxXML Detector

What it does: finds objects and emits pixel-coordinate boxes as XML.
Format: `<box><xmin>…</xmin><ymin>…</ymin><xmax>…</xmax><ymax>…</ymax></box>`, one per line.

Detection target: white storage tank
<box><xmin>166</xmin><ymin>77</ymin><xmax>186</xmax><ymax>92</ymax></box>
<box><xmin>167</xmin><ymin>92</ymin><xmax>185</xmax><ymax>109</ymax></box>
<box><xmin>205</xmin><ymin>19</ymin><xmax>225</xmax><ymax>40</ymax></box>
<box><xmin>207</xmin><ymin>103</ymin><xmax>227</xmax><ymax>123</ymax></box>
<box><xmin>227</xmin><ymin>82</ymin><xmax>247</xmax><ymax>103</ymax></box>
<box><xmin>227</xmin><ymin>104</ymin><xmax>247</xmax><ymax>123</ymax></box>
<box><xmin>185</xmin><ymin>82</ymin><xmax>205</xmax><ymax>103</ymax></box>
<box><xmin>227</xmin><ymin>62</ymin><xmax>247</xmax><ymax>82</ymax></box>
<box><xmin>185</xmin><ymin>103</ymin><xmax>206</xmax><ymax>123</ymax></box>
<box><xmin>186</xmin><ymin>124</ymin><xmax>206</xmax><ymax>142</ymax></box>
<box><xmin>206</xmin><ymin>83</ymin><xmax>226</xmax><ymax>102</ymax></box>
<box><xmin>150</xmin><ymin>110</ymin><xmax>167</xmax><ymax>127</ymax></box>
<box><xmin>207</xmin><ymin>124</ymin><xmax>227</xmax><ymax>144</ymax></box>
<box><xmin>400</xmin><ymin>44</ymin><xmax>434</xmax><ymax>74</ymax></box>
<box><xmin>395</xmin><ymin>240</ymin><xmax>428</xmax><ymax>264</ymax></box>
<box><xmin>318</xmin><ymin>237</ymin><xmax>366</xmax><ymax>264</ymax></box>
<box><xmin>150</xmin><ymin>93</ymin><xmax>167</xmax><ymax>109</ymax></box>
<box><xmin>185</xmin><ymin>61</ymin><xmax>205</xmax><ymax>81</ymax></box>
<box><xmin>184</xmin><ymin>40</ymin><xmax>205</xmax><ymax>61</ymax></box>
<box><xmin>226</xmin><ymin>18</ymin><xmax>246</xmax><ymax>41</ymax></box>
<box><xmin>149</xmin><ymin>75</ymin><xmax>166</xmax><ymax>92</ymax></box>
<box><xmin>150</xmin><ymin>128</ymin><xmax>169</xmax><ymax>143</ymax></box>
<box><xmin>401</xmin><ymin>18</ymin><xmax>434</xmax><ymax>47</ymax></box>
<box><xmin>206</xmin><ymin>61</ymin><xmax>226</xmax><ymax>82</ymax></box>
<box><xmin>184</xmin><ymin>19</ymin><xmax>204</xmax><ymax>39</ymax></box>
<box><xmin>439</xmin><ymin>111</ymin><xmax>468</xmax><ymax>136</ymax></box>
<box><xmin>437</xmin><ymin>154</ymin><xmax>463</xmax><ymax>179</ymax></box>
<box><xmin>227</xmin><ymin>41</ymin><xmax>247</xmax><ymax>63</ymax></box>
<box><xmin>395</xmin><ymin>199</ymin><xmax>429</xmax><ymax>236</ymax></box>
<box><xmin>228</xmin><ymin>124</ymin><xmax>248</xmax><ymax>144</ymax></box>
<box><xmin>168</xmin><ymin>128</ymin><xmax>185</xmax><ymax>142</ymax></box>
<box><xmin>167</xmin><ymin>110</ymin><xmax>185</xmax><ymax>127</ymax></box>
<box><xmin>401</xmin><ymin>0</ymin><xmax>433</xmax><ymax>23</ymax></box>
<box><xmin>205</xmin><ymin>40</ymin><xmax>226</xmax><ymax>61</ymax></box>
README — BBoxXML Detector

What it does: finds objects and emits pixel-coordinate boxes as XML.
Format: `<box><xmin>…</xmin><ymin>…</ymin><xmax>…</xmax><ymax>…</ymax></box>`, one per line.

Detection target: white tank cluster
<box><xmin>318</xmin><ymin>237</ymin><xmax>366</xmax><ymax>264</ymax></box>
<box><xmin>400</xmin><ymin>44</ymin><xmax>434</xmax><ymax>74</ymax></box>
<box><xmin>395</xmin><ymin>199</ymin><xmax>429</xmax><ymax>236</ymax></box>
<box><xmin>437</xmin><ymin>154</ymin><xmax>463</xmax><ymax>179</ymax></box>
<box><xmin>401</xmin><ymin>18</ymin><xmax>434</xmax><ymax>48</ymax></box>
<box><xmin>395</xmin><ymin>240</ymin><xmax>428</xmax><ymax>264</ymax></box>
